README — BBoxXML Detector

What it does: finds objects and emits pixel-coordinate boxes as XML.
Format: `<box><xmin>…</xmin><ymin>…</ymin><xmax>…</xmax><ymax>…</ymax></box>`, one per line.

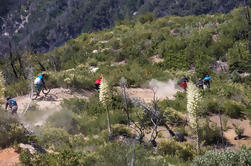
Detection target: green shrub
<box><xmin>48</xmin><ymin>68</ymin><xmax>97</xmax><ymax>91</ymax></box>
<box><xmin>88</xmin><ymin>58</ymin><xmax>98</xmax><ymax>67</ymax></box>
<box><xmin>0</xmin><ymin>111</ymin><xmax>32</xmax><ymax>148</ymax></box>
<box><xmin>242</xmin><ymin>74</ymin><xmax>251</xmax><ymax>86</ymax></box>
<box><xmin>233</xmin><ymin>123</ymin><xmax>244</xmax><ymax>139</ymax></box>
<box><xmin>4</xmin><ymin>78</ymin><xmax>29</xmax><ymax>97</ymax></box>
<box><xmin>157</xmin><ymin>155</ymin><xmax>189</xmax><ymax>166</ymax></box>
<box><xmin>76</xmin><ymin>112</ymin><xmax>107</xmax><ymax>135</ymax></box>
<box><xmin>159</xmin><ymin>92</ymin><xmax>187</xmax><ymax>112</ymax></box>
<box><xmin>227</xmin><ymin>40</ymin><xmax>251</xmax><ymax>73</ymax></box>
<box><xmin>162</xmin><ymin>107</ymin><xmax>185</xmax><ymax>126</ymax></box>
<box><xmin>191</xmin><ymin>148</ymin><xmax>251</xmax><ymax>166</ymax></box>
<box><xmin>230</xmin><ymin>70</ymin><xmax>242</xmax><ymax>83</ymax></box>
<box><xmin>94</xmin><ymin>143</ymin><xmax>158</xmax><ymax>166</ymax></box>
<box><xmin>138</xmin><ymin>13</ymin><xmax>156</xmax><ymax>24</ymax></box>
<box><xmin>39</xmin><ymin>127</ymin><xmax>71</xmax><ymax>151</ymax></box>
<box><xmin>61</xmin><ymin>98</ymin><xmax>86</xmax><ymax>114</ymax></box>
<box><xmin>157</xmin><ymin>139</ymin><xmax>196</xmax><ymax>161</ymax></box>
<box><xmin>103</xmin><ymin>33</ymin><xmax>113</xmax><ymax>41</ymax></box>
<box><xmin>70</xmin><ymin>133</ymin><xmax>86</xmax><ymax>150</ymax></box>
<box><xmin>111</xmin><ymin>124</ymin><xmax>134</xmax><ymax>138</ymax></box>
<box><xmin>110</xmin><ymin>39</ymin><xmax>120</xmax><ymax>50</ymax></box>
<box><xmin>222</xmin><ymin>100</ymin><xmax>245</xmax><ymax>119</ymax></box>
<box><xmin>199</xmin><ymin>121</ymin><xmax>221</xmax><ymax>145</ymax></box>
<box><xmin>80</xmin><ymin>94</ymin><xmax>105</xmax><ymax>116</ymax></box>
<box><xmin>46</xmin><ymin>110</ymin><xmax>78</xmax><ymax>134</ymax></box>
<box><xmin>110</xmin><ymin>110</ymin><xmax>128</xmax><ymax>125</ymax></box>
<box><xmin>20</xmin><ymin>149</ymin><xmax>89</xmax><ymax>166</ymax></box>
<box><xmin>204</xmin><ymin>98</ymin><xmax>219</xmax><ymax>114</ymax></box>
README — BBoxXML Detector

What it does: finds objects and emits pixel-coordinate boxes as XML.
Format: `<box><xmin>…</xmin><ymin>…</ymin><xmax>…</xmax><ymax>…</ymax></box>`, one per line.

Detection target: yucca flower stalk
<box><xmin>120</xmin><ymin>77</ymin><xmax>130</xmax><ymax>125</ymax></box>
<box><xmin>187</xmin><ymin>82</ymin><xmax>202</xmax><ymax>154</ymax></box>
<box><xmin>99</xmin><ymin>76</ymin><xmax>112</xmax><ymax>137</ymax></box>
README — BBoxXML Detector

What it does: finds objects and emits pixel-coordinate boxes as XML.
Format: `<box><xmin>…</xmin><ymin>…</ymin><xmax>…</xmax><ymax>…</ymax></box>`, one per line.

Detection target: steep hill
<box><xmin>0</xmin><ymin>6</ymin><xmax>251</xmax><ymax>166</ymax></box>
<box><xmin>0</xmin><ymin>0</ymin><xmax>251</xmax><ymax>56</ymax></box>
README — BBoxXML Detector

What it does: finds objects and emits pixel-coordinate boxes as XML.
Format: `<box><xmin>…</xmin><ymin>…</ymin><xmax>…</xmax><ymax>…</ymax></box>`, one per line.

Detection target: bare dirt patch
<box><xmin>14</xmin><ymin>88</ymin><xmax>92</xmax><ymax>113</ymax></box>
<box><xmin>210</xmin><ymin>115</ymin><xmax>251</xmax><ymax>149</ymax></box>
<box><xmin>0</xmin><ymin>148</ymin><xmax>19</xmax><ymax>166</ymax></box>
<box><xmin>111</xmin><ymin>60</ymin><xmax>127</xmax><ymax>66</ymax></box>
<box><xmin>151</xmin><ymin>55</ymin><xmax>164</xmax><ymax>63</ymax></box>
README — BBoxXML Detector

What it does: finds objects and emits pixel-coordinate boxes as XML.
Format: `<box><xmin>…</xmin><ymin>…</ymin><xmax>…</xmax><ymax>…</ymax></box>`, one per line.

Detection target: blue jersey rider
<box><xmin>203</xmin><ymin>75</ymin><xmax>211</xmax><ymax>89</ymax></box>
<box><xmin>5</xmin><ymin>96</ymin><xmax>18</xmax><ymax>115</ymax></box>
<box><xmin>34</xmin><ymin>73</ymin><xmax>46</xmax><ymax>95</ymax></box>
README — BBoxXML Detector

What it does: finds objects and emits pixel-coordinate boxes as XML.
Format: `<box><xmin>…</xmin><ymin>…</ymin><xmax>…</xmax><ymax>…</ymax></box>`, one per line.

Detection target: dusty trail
<box><xmin>0</xmin><ymin>88</ymin><xmax>94</xmax><ymax>166</ymax></box>
<box><xmin>17</xmin><ymin>88</ymin><xmax>93</xmax><ymax>127</ymax></box>
<box><xmin>15</xmin><ymin>88</ymin><xmax>92</xmax><ymax>113</ymax></box>
<box><xmin>1</xmin><ymin>88</ymin><xmax>93</xmax><ymax>128</ymax></box>
<box><xmin>125</xmin><ymin>79</ymin><xmax>182</xmax><ymax>103</ymax></box>
<box><xmin>0</xmin><ymin>81</ymin><xmax>179</xmax><ymax>166</ymax></box>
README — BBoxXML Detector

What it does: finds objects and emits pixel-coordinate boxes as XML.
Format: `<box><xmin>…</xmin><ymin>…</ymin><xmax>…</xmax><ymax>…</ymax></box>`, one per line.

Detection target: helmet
<box><xmin>41</xmin><ymin>72</ymin><xmax>48</xmax><ymax>78</ymax></box>
<box><xmin>6</xmin><ymin>96</ymin><xmax>11</xmax><ymax>100</ymax></box>
<box><xmin>42</xmin><ymin>72</ymin><xmax>46</xmax><ymax>77</ymax></box>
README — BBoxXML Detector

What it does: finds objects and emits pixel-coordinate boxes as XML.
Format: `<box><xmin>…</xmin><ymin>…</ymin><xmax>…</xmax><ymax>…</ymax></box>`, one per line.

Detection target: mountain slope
<box><xmin>0</xmin><ymin>0</ymin><xmax>251</xmax><ymax>56</ymax></box>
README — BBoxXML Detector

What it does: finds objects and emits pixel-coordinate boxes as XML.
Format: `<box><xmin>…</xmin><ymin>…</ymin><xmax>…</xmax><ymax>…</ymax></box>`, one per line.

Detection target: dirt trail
<box><xmin>2</xmin><ymin>88</ymin><xmax>93</xmax><ymax>127</ymax></box>
<box><xmin>0</xmin><ymin>88</ymin><xmax>94</xmax><ymax>165</ymax></box>
<box><xmin>210</xmin><ymin>115</ymin><xmax>251</xmax><ymax>149</ymax></box>
<box><xmin>0</xmin><ymin>148</ymin><xmax>19</xmax><ymax>166</ymax></box>
<box><xmin>0</xmin><ymin>82</ymin><xmax>178</xmax><ymax>165</ymax></box>
<box><xmin>15</xmin><ymin>88</ymin><xmax>92</xmax><ymax>113</ymax></box>
<box><xmin>125</xmin><ymin>79</ymin><xmax>182</xmax><ymax>103</ymax></box>
<box><xmin>17</xmin><ymin>88</ymin><xmax>93</xmax><ymax>127</ymax></box>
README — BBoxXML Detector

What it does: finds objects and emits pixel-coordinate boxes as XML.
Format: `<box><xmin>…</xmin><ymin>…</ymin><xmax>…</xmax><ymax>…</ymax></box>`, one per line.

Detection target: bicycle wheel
<box><xmin>42</xmin><ymin>88</ymin><xmax>51</xmax><ymax>95</ymax></box>
<box><xmin>31</xmin><ymin>92</ymin><xmax>38</xmax><ymax>100</ymax></box>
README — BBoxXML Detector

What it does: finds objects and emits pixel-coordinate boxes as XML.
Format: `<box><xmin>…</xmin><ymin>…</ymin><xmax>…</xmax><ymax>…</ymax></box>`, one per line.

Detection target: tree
<box><xmin>244</xmin><ymin>1</ymin><xmax>251</xmax><ymax>54</ymax></box>
<box><xmin>120</xmin><ymin>77</ymin><xmax>130</xmax><ymax>125</ymax></box>
<box><xmin>131</xmin><ymin>92</ymin><xmax>177</xmax><ymax>146</ymax></box>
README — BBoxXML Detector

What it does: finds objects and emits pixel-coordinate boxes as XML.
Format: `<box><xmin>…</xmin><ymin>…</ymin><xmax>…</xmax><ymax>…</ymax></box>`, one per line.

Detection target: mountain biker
<box><xmin>203</xmin><ymin>75</ymin><xmax>211</xmax><ymax>89</ymax></box>
<box><xmin>180</xmin><ymin>76</ymin><xmax>188</xmax><ymax>91</ymax></box>
<box><xmin>5</xmin><ymin>96</ymin><xmax>18</xmax><ymax>115</ymax></box>
<box><xmin>95</xmin><ymin>76</ymin><xmax>102</xmax><ymax>90</ymax></box>
<box><xmin>197</xmin><ymin>78</ymin><xmax>204</xmax><ymax>89</ymax></box>
<box><xmin>34</xmin><ymin>73</ymin><xmax>46</xmax><ymax>95</ymax></box>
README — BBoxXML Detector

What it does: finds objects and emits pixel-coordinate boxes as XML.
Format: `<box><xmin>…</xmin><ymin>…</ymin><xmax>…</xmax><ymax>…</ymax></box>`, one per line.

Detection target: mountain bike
<box><xmin>32</xmin><ymin>84</ymin><xmax>51</xmax><ymax>100</ymax></box>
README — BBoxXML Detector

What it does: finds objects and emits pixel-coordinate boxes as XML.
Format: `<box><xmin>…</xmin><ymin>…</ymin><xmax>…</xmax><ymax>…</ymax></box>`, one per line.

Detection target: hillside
<box><xmin>1</xmin><ymin>0</ymin><xmax>251</xmax><ymax>56</ymax></box>
<box><xmin>0</xmin><ymin>7</ymin><xmax>251</xmax><ymax>166</ymax></box>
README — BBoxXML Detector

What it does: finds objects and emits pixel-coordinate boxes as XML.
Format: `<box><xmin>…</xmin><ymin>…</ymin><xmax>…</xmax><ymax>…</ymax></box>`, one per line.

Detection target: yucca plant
<box><xmin>99</xmin><ymin>76</ymin><xmax>112</xmax><ymax>137</ymax></box>
<box><xmin>187</xmin><ymin>82</ymin><xmax>202</xmax><ymax>154</ymax></box>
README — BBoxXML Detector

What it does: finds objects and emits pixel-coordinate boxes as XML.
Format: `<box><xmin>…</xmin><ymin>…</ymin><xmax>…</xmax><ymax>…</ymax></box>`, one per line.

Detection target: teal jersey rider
<box><xmin>6</xmin><ymin>96</ymin><xmax>18</xmax><ymax>114</ymax></box>
<box><xmin>34</xmin><ymin>74</ymin><xmax>45</xmax><ymax>91</ymax></box>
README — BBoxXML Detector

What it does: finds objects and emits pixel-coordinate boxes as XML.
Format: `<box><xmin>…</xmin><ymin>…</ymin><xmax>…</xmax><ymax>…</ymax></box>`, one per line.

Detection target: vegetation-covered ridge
<box><xmin>33</xmin><ymin>7</ymin><xmax>251</xmax><ymax>74</ymax></box>
<box><xmin>2</xmin><ymin>7</ymin><xmax>251</xmax><ymax>95</ymax></box>
<box><xmin>1</xmin><ymin>0</ymin><xmax>251</xmax><ymax>55</ymax></box>
<box><xmin>0</xmin><ymin>7</ymin><xmax>251</xmax><ymax>166</ymax></box>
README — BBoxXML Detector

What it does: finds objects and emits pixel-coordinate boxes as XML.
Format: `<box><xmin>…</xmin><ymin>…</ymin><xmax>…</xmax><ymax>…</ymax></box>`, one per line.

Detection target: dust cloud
<box><xmin>148</xmin><ymin>79</ymin><xmax>182</xmax><ymax>100</ymax></box>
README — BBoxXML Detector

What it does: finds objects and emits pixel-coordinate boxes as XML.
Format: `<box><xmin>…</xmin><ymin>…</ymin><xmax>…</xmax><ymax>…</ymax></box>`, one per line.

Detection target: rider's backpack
<box><xmin>10</xmin><ymin>99</ymin><xmax>17</xmax><ymax>106</ymax></box>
